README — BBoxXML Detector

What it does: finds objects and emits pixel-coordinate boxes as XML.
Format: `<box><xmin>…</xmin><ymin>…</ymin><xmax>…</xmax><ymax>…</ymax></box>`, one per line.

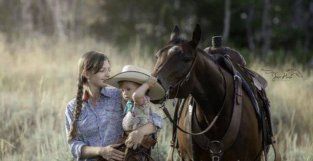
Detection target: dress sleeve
<box><xmin>65</xmin><ymin>101</ymin><xmax>87</xmax><ymax>161</ymax></box>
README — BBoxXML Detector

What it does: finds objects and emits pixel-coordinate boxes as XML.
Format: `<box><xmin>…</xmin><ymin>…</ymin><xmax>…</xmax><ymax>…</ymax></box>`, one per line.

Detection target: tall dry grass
<box><xmin>0</xmin><ymin>34</ymin><xmax>312</xmax><ymax>161</ymax></box>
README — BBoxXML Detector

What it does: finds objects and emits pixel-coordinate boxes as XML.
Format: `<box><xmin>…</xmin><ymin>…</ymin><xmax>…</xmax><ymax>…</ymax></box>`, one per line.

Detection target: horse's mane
<box><xmin>196</xmin><ymin>48</ymin><xmax>214</xmax><ymax>60</ymax></box>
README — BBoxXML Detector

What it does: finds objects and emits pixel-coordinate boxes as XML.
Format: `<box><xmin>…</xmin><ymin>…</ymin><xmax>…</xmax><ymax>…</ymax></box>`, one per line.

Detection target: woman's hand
<box><xmin>98</xmin><ymin>144</ymin><xmax>124</xmax><ymax>161</ymax></box>
<box><xmin>125</xmin><ymin>130</ymin><xmax>145</xmax><ymax>149</ymax></box>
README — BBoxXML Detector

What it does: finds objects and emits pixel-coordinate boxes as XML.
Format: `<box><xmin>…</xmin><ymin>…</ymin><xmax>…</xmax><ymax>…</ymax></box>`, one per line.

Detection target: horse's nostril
<box><xmin>155</xmin><ymin>77</ymin><xmax>162</xmax><ymax>85</ymax></box>
<box><xmin>156</xmin><ymin>78</ymin><xmax>161</xmax><ymax>84</ymax></box>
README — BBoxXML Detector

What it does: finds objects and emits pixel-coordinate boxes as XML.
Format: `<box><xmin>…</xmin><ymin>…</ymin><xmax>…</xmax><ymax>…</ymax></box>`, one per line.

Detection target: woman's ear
<box><xmin>82</xmin><ymin>71</ymin><xmax>89</xmax><ymax>81</ymax></box>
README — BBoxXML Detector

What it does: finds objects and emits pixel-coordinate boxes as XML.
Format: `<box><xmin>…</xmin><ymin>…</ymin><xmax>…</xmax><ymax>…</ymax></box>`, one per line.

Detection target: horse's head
<box><xmin>152</xmin><ymin>25</ymin><xmax>201</xmax><ymax>99</ymax></box>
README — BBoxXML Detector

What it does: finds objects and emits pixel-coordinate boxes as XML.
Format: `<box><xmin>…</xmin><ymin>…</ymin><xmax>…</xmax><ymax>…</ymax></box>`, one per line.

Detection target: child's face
<box><xmin>119</xmin><ymin>81</ymin><xmax>140</xmax><ymax>101</ymax></box>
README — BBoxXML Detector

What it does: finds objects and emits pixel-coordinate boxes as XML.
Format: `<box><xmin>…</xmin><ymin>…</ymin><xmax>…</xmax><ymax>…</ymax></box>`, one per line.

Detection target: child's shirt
<box><xmin>122</xmin><ymin>96</ymin><xmax>153</xmax><ymax>131</ymax></box>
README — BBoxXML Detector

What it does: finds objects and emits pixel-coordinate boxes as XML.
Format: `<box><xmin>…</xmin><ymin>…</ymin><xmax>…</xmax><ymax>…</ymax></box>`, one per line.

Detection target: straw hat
<box><xmin>105</xmin><ymin>65</ymin><xmax>165</xmax><ymax>101</ymax></box>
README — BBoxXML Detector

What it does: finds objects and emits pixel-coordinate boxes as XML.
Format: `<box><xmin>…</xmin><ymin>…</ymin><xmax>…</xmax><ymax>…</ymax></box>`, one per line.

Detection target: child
<box><xmin>105</xmin><ymin>65</ymin><xmax>165</xmax><ymax>159</ymax></box>
<box><xmin>120</xmin><ymin>77</ymin><xmax>156</xmax><ymax>131</ymax></box>
<box><xmin>106</xmin><ymin>65</ymin><xmax>165</xmax><ymax>133</ymax></box>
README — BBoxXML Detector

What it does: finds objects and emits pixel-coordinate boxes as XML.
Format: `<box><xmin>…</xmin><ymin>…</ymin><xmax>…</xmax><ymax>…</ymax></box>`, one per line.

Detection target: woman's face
<box><xmin>119</xmin><ymin>81</ymin><xmax>140</xmax><ymax>101</ymax></box>
<box><xmin>87</xmin><ymin>60</ymin><xmax>111</xmax><ymax>88</ymax></box>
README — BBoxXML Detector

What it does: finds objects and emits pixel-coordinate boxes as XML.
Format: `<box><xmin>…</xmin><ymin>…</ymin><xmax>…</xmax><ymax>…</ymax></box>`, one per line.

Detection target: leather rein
<box><xmin>158</xmin><ymin>49</ymin><xmax>230</xmax><ymax>136</ymax></box>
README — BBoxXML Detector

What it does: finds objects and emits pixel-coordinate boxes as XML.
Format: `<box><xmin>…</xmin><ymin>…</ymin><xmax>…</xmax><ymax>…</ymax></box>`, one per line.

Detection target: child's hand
<box><xmin>145</xmin><ymin>76</ymin><xmax>157</xmax><ymax>88</ymax></box>
<box><xmin>125</xmin><ymin>130</ymin><xmax>144</xmax><ymax>150</ymax></box>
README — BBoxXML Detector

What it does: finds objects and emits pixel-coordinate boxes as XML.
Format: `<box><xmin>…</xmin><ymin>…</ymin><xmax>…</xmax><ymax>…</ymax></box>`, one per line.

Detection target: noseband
<box><xmin>165</xmin><ymin>49</ymin><xmax>198</xmax><ymax>99</ymax></box>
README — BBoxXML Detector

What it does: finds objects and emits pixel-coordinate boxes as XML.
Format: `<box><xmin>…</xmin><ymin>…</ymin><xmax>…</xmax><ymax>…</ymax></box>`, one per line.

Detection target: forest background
<box><xmin>0</xmin><ymin>0</ymin><xmax>312</xmax><ymax>160</ymax></box>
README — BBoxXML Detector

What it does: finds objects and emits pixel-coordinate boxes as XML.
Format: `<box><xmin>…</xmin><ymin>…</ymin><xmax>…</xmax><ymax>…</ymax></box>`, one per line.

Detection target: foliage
<box><xmin>0</xmin><ymin>0</ymin><xmax>311</xmax><ymax>65</ymax></box>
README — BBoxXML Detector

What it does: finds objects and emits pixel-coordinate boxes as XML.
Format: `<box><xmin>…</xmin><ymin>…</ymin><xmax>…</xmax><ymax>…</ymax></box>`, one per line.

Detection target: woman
<box><xmin>65</xmin><ymin>51</ymin><xmax>163</xmax><ymax>161</ymax></box>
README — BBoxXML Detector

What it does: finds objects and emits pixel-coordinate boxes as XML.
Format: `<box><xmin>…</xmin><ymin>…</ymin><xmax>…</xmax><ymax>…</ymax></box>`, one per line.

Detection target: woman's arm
<box><xmin>81</xmin><ymin>146</ymin><xmax>101</xmax><ymax>158</ymax></box>
<box><xmin>65</xmin><ymin>104</ymin><xmax>87</xmax><ymax>159</ymax></box>
<box><xmin>65</xmin><ymin>102</ymin><xmax>124</xmax><ymax>160</ymax></box>
<box><xmin>66</xmin><ymin>117</ymin><xmax>124</xmax><ymax>160</ymax></box>
<box><xmin>81</xmin><ymin>145</ymin><xmax>124</xmax><ymax>160</ymax></box>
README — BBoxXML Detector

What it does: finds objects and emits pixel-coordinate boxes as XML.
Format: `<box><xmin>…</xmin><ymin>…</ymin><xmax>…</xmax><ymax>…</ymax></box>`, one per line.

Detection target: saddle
<box><xmin>206</xmin><ymin>46</ymin><xmax>277</xmax><ymax>155</ymax></box>
<box><xmin>204</xmin><ymin>46</ymin><xmax>267</xmax><ymax>90</ymax></box>
<box><xmin>97</xmin><ymin>133</ymin><xmax>156</xmax><ymax>161</ymax></box>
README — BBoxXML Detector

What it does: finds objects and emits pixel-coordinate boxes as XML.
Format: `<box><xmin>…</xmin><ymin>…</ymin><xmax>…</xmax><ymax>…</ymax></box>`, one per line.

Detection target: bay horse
<box><xmin>152</xmin><ymin>25</ymin><xmax>276</xmax><ymax>161</ymax></box>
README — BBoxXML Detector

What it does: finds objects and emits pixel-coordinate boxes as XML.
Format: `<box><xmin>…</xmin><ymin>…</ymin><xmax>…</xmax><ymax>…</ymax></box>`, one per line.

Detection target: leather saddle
<box><xmin>205</xmin><ymin>46</ymin><xmax>275</xmax><ymax>147</ymax></box>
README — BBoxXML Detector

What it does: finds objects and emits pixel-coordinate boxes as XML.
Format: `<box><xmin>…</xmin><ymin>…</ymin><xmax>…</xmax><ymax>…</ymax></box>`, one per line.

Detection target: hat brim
<box><xmin>105</xmin><ymin>71</ymin><xmax>165</xmax><ymax>101</ymax></box>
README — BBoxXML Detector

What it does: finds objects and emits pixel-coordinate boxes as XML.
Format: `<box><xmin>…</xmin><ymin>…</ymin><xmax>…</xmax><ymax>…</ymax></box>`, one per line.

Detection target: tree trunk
<box><xmin>20</xmin><ymin>0</ymin><xmax>33</xmax><ymax>33</ymax></box>
<box><xmin>304</xmin><ymin>2</ymin><xmax>313</xmax><ymax>52</ymax></box>
<box><xmin>260</xmin><ymin>0</ymin><xmax>272</xmax><ymax>57</ymax></box>
<box><xmin>246</xmin><ymin>5</ymin><xmax>256</xmax><ymax>54</ymax></box>
<box><xmin>292</xmin><ymin>0</ymin><xmax>303</xmax><ymax>29</ymax></box>
<box><xmin>223</xmin><ymin>0</ymin><xmax>231</xmax><ymax>42</ymax></box>
<box><xmin>72</xmin><ymin>0</ymin><xmax>82</xmax><ymax>38</ymax></box>
<box><xmin>46</xmin><ymin>0</ymin><xmax>66</xmax><ymax>39</ymax></box>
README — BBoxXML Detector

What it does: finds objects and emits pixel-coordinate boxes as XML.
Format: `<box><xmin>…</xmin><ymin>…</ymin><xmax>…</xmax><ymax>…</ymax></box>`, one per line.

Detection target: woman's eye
<box><xmin>99</xmin><ymin>68</ymin><xmax>110</xmax><ymax>73</ymax></box>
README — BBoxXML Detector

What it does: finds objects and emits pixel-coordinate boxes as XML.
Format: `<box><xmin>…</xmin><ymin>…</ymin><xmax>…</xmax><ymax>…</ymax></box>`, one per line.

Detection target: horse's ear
<box><xmin>170</xmin><ymin>25</ymin><xmax>180</xmax><ymax>41</ymax></box>
<box><xmin>189</xmin><ymin>24</ymin><xmax>201</xmax><ymax>48</ymax></box>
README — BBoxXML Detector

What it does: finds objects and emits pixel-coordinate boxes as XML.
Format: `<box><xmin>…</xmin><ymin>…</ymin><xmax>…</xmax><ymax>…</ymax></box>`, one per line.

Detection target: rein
<box><xmin>159</xmin><ymin>50</ymin><xmax>228</xmax><ymax>136</ymax></box>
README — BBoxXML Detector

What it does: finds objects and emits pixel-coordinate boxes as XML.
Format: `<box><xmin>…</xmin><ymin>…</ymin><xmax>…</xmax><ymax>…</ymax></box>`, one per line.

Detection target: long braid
<box><xmin>67</xmin><ymin>51</ymin><xmax>109</xmax><ymax>141</ymax></box>
<box><xmin>68</xmin><ymin>76</ymin><xmax>84</xmax><ymax>141</ymax></box>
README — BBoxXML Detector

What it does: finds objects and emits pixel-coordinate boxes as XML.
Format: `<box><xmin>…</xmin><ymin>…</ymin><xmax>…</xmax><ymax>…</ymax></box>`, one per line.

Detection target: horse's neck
<box><xmin>191</xmin><ymin>51</ymin><xmax>231</xmax><ymax>116</ymax></box>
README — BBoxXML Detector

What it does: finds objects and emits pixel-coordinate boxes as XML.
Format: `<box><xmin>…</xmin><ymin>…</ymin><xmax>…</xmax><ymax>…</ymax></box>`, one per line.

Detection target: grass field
<box><xmin>0</xmin><ymin>35</ymin><xmax>312</xmax><ymax>161</ymax></box>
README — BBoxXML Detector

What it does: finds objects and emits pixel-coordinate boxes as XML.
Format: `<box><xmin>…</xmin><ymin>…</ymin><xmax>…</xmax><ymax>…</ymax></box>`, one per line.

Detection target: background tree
<box><xmin>0</xmin><ymin>0</ymin><xmax>311</xmax><ymax>64</ymax></box>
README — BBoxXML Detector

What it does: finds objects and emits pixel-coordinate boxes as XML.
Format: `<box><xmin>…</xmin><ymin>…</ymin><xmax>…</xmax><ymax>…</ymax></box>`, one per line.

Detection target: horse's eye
<box><xmin>182</xmin><ymin>56</ymin><xmax>193</xmax><ymax>62</ymax></box>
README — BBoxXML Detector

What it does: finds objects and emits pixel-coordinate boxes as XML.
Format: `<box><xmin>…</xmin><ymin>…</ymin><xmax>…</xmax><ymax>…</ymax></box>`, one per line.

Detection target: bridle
<box><xmin>157</xmin><ymin>47</ymin><xmax>228</xmax><ymax>136</ymax></box>
<box><xmin>166</xmin><ymin>49</ymin><xmax>199</xmax><ymax>98</ymax></box>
